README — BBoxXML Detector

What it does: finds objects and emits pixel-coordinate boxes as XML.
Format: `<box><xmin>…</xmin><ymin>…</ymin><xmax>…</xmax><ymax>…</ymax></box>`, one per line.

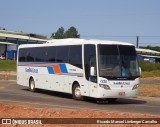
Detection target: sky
<box><xmin>0</xmin><ymin>0</ymin><xmax>160</xmax><ymax>46</ymax></box>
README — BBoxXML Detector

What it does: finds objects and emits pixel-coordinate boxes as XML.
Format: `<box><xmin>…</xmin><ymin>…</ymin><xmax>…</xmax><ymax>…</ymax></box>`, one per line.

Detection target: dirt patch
<box><xmin>141</xmin><ymin>77</ymin><xmax>160</xmax><ymax>80</ymax></box>
<box><xmin>0</xmin><ymin>103</ymin><xmax>159</xmax><ymax>127</ymax></box>
<box><xmin>0</xmin><ymin>71</ymin><xmax>17</xmax><ymax>75</ymax></box>
<box><xmin>139</xmin><ymin>84</ymin><xmax>160</xmax><ymax>97</ymax></box>
<box><xmin>0</xmin><ymin>71</ymin><xmax>16</xmax><ymax>80</ymax></box>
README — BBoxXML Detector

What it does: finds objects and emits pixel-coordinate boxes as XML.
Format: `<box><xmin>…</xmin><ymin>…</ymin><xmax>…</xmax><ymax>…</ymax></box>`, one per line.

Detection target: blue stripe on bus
<box><xmin>47</xmin><ymin>66</ymin><xmax>54</xmax><ymax>74</ymax></box>
<box><xmin>18</xmin><ymin>63</ymin><xmax>80</xmax><ymax>75</ymax></box>
<box><xmin>59</xmin><ymin>64</ymin><xmax>68</xmax><ymax>73</ymax></box>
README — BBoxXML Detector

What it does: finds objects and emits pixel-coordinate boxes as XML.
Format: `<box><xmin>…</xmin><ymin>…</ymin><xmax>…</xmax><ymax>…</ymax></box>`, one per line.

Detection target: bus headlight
<box><xmin>132</xmin><ymin>84</ymin><xmax>139</xmax><ymax>90</ymax></box>
<box><xmin>99</xmin><ymin>84</ymin><xmax>111</xmax><ymax>90</ymax></box>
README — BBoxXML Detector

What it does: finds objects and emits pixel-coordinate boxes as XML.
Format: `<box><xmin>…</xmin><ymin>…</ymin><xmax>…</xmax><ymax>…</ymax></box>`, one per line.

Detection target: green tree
<box><xmin>51</xmin><ymin>27</ymin><xmax>64</xmax><ymax>39</ymax></box>
<box><xmin>140</xmin><ymin>45</ymin><xmax>160</xmax><ymax>52</ymax></box>
<box><xmin>64</xmin><ymin>26</ymin><xmax>80</xmax><ymax>38</ymax></box>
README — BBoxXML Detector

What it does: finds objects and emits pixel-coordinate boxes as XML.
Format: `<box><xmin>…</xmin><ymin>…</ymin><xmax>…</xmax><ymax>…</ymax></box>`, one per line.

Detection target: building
<box><xmin>136</xmin><ymin>48</ymin><xmax>160</xmax><ymax>63</ymax></box>
<box><xmin>0</xmin><ymin>30</ymin><xmax>48</xmax><ymax>60</ymax></box>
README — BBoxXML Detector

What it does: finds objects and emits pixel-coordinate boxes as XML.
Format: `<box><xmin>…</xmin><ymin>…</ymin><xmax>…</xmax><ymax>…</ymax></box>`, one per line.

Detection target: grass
<box><xmin>139</xmin><ymin>84</ymin><xmax>160</xmax><ymax>97</ymax></box>
<box><xmin>138</xmin><ymin>61</ymin><xmax>160</xmax><ymax>77</ymax></box>
<box><xmin>139</xmin><ymin>61</ymin><xmax>160</xmax><ymax>71</ymax></box>
<box><xmin>141</xmin><ymin>70</ymin><xmax>160</xmax><ymax>78</ymax></box>
<box><xmin>0</xmin><ymin>60</ymin><xmax>16</xmax><ymax>71</ymax></box>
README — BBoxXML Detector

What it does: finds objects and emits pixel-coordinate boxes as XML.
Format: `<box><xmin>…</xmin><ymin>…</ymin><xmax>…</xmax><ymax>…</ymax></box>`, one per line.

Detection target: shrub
<box><xmin>0</xmin><ymin>60</ymin><xmax>16</xmax><ymax>71</ymax></box>
<box><xmin>139</xmin><ymin>61</ymin><xmax>160</xmax><ymax>71</ymax></box>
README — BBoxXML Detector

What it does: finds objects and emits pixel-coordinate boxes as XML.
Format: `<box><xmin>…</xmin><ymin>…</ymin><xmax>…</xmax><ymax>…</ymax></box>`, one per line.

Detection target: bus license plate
<box><xmin>119</xmin><ymin>92</ymin><xmax>125</xmax><ymax>96</ymax></box>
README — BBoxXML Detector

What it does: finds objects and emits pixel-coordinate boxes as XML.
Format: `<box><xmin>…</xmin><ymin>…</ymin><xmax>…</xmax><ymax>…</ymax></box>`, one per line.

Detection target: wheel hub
<box><xmin>75</xmin><ymin>86</ymin><xmax>81</xmax><ymax>97</ymax></box>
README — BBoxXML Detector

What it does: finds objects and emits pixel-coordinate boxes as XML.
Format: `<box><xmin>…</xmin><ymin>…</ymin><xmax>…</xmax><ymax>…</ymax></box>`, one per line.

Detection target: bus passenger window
<box><xmin>69</xmin><ymin>45</ymin><xmax>82</xmax><ymax>68</ymax></box>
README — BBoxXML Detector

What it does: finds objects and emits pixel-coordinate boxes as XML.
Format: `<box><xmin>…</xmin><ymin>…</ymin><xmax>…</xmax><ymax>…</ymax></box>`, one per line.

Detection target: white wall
<box><xmin>7</xmin><ymin>44</ymin><xmax>17</xmax><ymax>51</ymax></box>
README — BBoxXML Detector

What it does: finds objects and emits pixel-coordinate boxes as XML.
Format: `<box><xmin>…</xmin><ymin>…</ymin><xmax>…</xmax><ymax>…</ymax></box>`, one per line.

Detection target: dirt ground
<box><xmin>0</xmin><ymin>103</ymin><xmax>159</xmax><ymax>127</ymax></box>
<box><xmin>141</xmin><ymin>77</ymin><xmax>160</xmax><ymax>80</ymax></box>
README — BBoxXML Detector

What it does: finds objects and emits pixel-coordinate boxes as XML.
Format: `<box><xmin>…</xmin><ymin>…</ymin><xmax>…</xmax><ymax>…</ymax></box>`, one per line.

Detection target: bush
<box><xmin>139</xmin><ymin>61</ymin><xmax>160</xmax><ymax>71</ymax></box>
<box><xmin>0</xmin><ymin>60</ymin><xmax>16</xmax><ymax>71</ymax></box>
<box><xmin>141</xmin><ymin>70</ymin><xmax>160</xmax><ymax>78</ymax></box>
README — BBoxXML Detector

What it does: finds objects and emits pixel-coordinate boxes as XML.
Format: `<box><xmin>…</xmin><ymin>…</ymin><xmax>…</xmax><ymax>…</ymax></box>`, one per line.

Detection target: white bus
<box><xmin>17</xmin><ymin>39</ymin><xmax>140</xmax><ymax>101</ymax></box>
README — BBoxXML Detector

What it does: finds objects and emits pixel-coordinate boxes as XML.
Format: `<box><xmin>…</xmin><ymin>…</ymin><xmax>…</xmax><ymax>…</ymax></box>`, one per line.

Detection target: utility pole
<box><xmin>136</xmin><ymin>36</ymin><xmax>139</xmax><ymax>48</ymax></box>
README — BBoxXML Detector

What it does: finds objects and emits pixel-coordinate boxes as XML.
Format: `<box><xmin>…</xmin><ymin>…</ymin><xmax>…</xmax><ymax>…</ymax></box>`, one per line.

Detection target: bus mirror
<box><xmin>139</xmin><ymin>67</ymin><xmax>142</xmax><ymax>76</ymax></box>
<box><xmin>90</xmin><ymin>66</ymin><xmax>95</xmax><ymax>76</ymax></box>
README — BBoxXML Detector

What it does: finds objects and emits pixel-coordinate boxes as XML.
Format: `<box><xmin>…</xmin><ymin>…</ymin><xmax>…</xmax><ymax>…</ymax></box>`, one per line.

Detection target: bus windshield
<box><xmin>98</xmin><ymin>44</ymin><xmax>140</xmax><ymax>79</ymax></box>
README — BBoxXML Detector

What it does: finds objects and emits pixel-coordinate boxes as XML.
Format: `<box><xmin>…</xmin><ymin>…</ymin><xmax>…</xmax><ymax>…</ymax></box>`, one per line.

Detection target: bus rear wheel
<box><xmin>29</xmin><ymin>78</ymin><xmax>36</xmax><ymax>92</ymax></box>
<box><xmin>72</xmin><ymin>83</ymin><xmax>83</xmax><ymax>100</ymax></box>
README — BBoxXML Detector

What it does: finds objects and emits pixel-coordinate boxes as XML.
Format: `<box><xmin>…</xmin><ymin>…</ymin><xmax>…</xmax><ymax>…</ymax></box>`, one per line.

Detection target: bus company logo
<box><xmin>113</xmin><ymin>82</ymin><xmax>130</xmax><ymax>85</ymax></box>
<box><xmin>25</xmin><ymin>68</ymin><xmax>38</xmax><ymax>73</ymax></box>
<box><xmin>100</xmin><ymin>80</ymin><xmax>107</xmax><ymax>84</ymax></box>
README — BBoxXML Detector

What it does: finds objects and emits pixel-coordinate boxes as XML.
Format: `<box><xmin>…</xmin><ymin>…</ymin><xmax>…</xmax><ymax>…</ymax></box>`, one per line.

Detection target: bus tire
<box><xmin>72</xmin><ymin>83</ymin><xmax>83</xmax><ymax>100</ymax></box>
<box><xmin>29</xmin><ymin>78</ymin><xmax>36</xmax><ymax>92</ymax></box>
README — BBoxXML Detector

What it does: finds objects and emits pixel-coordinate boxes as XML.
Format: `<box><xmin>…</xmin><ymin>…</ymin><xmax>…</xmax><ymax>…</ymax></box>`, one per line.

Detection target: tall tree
<box><xmin>51</xmin><ymin>26</ymin><xmax>80</xmax><ymax>39</ymax></box>
<box><xmin>51</xmin><ymin>27</ymin><xmax>64</xmax><ymax>39</ymax></box>
<box><xmin>64</xmin><ymin>26</ymin><xmax>80</xmax><ymax>38</ymax></box>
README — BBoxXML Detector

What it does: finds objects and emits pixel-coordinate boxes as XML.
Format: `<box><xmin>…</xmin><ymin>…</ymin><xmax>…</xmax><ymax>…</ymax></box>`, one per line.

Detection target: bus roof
<box><xmin>19</xmin><ymin>38</ymin><xmax>134</xmax><ymax>48</ymax></box>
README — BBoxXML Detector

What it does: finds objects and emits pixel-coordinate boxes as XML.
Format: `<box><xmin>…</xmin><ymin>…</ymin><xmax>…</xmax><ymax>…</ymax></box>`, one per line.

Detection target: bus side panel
<box><xmin>49</xmin><ymin>74</ymin><xmax>69</xmax><ymax>93</ymax></box>
<box><xmin>65</xmin><ymin>64</ymin><xmax>84</xmax><ymax>94</ymax></box>
<box><xmin>17</xmin><ymin>65</ymin><xmax>29</xmax><ymax>87</ymax></box>
<box><xmin>46</xmin><ymin>63</ymin><xmax>85</xmax><ymax>94</ymax></box>
<box><xmin>17</xmin><ymin>65</ymin><xmax>50</xmax><ymax>89</ymax></box>
<box><xmin>17</xmin><ymin>63</ymin><xmax>91</xmax><ymax>96</ymax></box>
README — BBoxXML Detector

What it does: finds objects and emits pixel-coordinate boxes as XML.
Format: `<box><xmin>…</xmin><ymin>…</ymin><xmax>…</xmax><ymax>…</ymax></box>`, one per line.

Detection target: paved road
<box><xmin>0</xmin><ymin>81</ymin><xmax>160</xmax><ymax>116</ymax></box>
<box><xmin>140</xmin><ymin>79</ymin><xmax>160</xmax><ymax>84</ymax></box>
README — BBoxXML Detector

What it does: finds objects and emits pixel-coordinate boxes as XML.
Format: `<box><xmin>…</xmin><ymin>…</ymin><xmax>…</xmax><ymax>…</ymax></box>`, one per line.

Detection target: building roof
<box><xmin>0</xmin><ymin>41</ymin><xmax>17</xmax><ymax>45</ymax></box>
<box><xmin>136</xmin><ymin>48</ymin><xmax>160</xmax><ymax>55</ymax></box>
<box><xmin>136</xmin><ymin>48</ymin><xmax>160</xmax><ymax>54</ymax></box>
<box><xmin>136</xmin><ymin>48</ymin><xmax>160</xmax><ymax>59</ymax></box>
<box><xmin>139</xmin><ymin>54</ymin><xmax>160</xmax><ymax>58</ymax></box>
<box><xmin>0</xmin><ymin>30</ymin><xmax>47</xmax><ymax>42</ymax></box>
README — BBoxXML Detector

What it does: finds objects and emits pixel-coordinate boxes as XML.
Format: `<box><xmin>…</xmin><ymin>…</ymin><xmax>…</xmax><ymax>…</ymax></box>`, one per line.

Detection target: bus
<box><xmin>17</xmin><ymin>39</ymin><xmax>140</xmax><ymax>101</ymax></box>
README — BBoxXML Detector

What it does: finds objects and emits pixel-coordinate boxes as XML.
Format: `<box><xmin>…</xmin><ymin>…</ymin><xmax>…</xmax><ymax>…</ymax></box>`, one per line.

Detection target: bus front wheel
<box><xmin>72</xmin><ymin>83</ymin><xmax>83</xmax><ymax>100</ymax></box>
<box><xmin>29</xmin><ymin>78</ymin><xmax>36</xmax><ymax>92</ymax></box>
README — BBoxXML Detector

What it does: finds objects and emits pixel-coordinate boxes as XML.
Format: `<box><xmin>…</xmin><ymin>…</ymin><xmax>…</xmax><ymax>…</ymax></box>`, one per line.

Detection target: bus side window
<box><xmin>47</xmin><ymin>47</ymin><xmax>56</xmax><ymax>62</ymax></box>
<box><xmin>19</xmin><ymin>49</ymin><xmax>26</xmax><ymax>62</ymax></box>
<box><xmin>56</xmin><ymin>46</ymin><xmax>69</xmax><ymax>63</ymax></box>
<box><xmin>69</xmin><ymin>45</ymin><xmax>82</xmax><ymax>68</ymax></box>
<box><xmin>26</xmin><ymin>49</ymin><xmax>34</xmax><ymax>62</ymax></box>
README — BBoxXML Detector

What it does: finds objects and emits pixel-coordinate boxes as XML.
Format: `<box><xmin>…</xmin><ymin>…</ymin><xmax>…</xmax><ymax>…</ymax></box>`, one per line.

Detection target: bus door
<box><xmin>84</xmin><ymin>44</ymin><xmax>98</xmax><ymax>97</ymax></box>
